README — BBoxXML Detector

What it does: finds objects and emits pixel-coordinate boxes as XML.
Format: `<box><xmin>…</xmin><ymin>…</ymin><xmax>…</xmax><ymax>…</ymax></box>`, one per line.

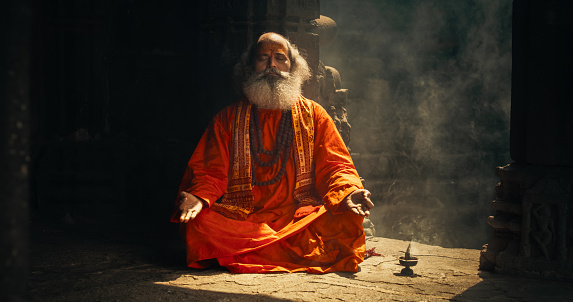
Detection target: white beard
<box><xmin>243</xmin><ymin>68</ymin><xmax>302</xmax><ymax>110</ymax></box>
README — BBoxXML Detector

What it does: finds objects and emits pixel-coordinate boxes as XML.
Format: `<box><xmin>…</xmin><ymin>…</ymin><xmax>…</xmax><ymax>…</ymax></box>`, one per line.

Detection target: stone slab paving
<box><xmin>154</xmin><ymin>237</ymin><xmax>573</xmax><ymax>301</ymax></box>
<box><xmin>27</xmin><ymin>223</ymin><xmax>573</xmax><ymax>301</ymax></box>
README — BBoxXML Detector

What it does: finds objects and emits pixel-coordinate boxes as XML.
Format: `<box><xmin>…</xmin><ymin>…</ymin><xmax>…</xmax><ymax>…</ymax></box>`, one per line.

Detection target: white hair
<box><xmin>233</xmin><ymin>36</ymin><xmax>311</xmax><ymax>110</ymax></box>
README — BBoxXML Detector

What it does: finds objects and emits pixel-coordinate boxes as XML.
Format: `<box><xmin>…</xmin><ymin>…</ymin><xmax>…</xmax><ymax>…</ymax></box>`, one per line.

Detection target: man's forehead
<box><xmin>256</xmin><ymin>33</ymin><xmax>289</xmax><ymax>54</ymax></box>
<box><xmin>257</xmin><ymin>41</ymin><xmax>289</xmax><ymax>54</ymax></box>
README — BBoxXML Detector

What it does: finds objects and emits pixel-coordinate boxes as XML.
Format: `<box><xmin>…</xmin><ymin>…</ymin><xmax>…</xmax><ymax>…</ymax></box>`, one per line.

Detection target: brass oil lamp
<box><xmin>398</xmin><ymin>242</ymin><xmax>418</xmax><ymax>275</ymax></box>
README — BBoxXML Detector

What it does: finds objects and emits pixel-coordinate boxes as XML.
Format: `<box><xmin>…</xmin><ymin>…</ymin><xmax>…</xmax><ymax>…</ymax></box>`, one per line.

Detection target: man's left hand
<box><xmin>344</xmin><ymin>189</ymin><xmax>374</xmax><ymax>217</ymax></box>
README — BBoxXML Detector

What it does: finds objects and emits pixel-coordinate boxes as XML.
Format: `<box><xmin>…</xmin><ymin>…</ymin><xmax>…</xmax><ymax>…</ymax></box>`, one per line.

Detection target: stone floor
<box><xmin>25</xmin><ymin>219</ymin><xmax>573</xmax><ymax>301</ymax></box>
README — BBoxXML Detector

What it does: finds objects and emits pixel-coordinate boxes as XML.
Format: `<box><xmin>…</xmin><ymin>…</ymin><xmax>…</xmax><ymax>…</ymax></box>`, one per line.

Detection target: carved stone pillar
<box><xmin>312</xmin><ymin>15</ymin><xmax>352</xmax><ymax>149</ymax></box>
<box><xmin>481</xmin><ymin>164</ymin><xmax>573</xmax><ymax>278</ymax></box>
<box><xmin>311</xmin><ymin>14</ymin><xmax>371</xmax><ymax>234</ymax></box>
<box><xmin>480</xmin><ymin>0</ymin><xmax>573</xmax><ymax>280</ymax></box>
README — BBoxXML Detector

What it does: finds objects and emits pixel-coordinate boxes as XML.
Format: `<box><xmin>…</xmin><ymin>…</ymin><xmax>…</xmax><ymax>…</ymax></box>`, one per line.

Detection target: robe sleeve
<box><xmin>312</xmin><ymin>103</ymin><xmax>364</xmax><ymax>214</ymax></box>
<box><xmin>172</xmin><ymin>107</ymin><xmax>232</xmax><ymax>222</ymax></box>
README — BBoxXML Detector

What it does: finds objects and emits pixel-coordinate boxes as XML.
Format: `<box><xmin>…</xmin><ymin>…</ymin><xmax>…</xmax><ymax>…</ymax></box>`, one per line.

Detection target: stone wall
<box><xmin>320</xmin><ymin>0</ymin><xmax>513</xmax><ymax>248</ymax></box>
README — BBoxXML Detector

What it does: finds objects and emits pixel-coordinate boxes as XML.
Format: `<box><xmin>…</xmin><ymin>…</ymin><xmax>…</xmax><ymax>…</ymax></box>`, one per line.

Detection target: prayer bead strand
<box><xmin>250</xmin><ymin>107</ymin><xmax>290</xmax><ymax>167</ymax></box>
<box><xmin>250</xmin><ymin>105</ymin><xmax>293</xmax><ymax>186</ymax></box>
<box><xmin>250</xmin><ymin>118</ymin><xmax>282</xmax><ymax>167</ymax></box>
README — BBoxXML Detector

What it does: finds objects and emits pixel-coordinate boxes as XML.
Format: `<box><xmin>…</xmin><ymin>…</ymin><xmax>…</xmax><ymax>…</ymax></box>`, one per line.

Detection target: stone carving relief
<box><xmin>317</xmin><ymin>64</ymin><xmax>351</xmax><ymax>148</ymax></box>
<box><xmin>480</xmin><ymin>163</ymin><xmax>573</xmax><ymax>280</ymax></box>
<box><xmin>311</xmin><ymin>15</ymin><xmax>352</xmax><ymax>150</ymax></box>
<box><xmin>522</xmin><ymin>177</ymin><xmax>567</xmax><ymax>261</ymax></box>
<box><xmin>530</xmin><ymin>204</ymin><xmax>554</xmax><ymax>260</ymax></box>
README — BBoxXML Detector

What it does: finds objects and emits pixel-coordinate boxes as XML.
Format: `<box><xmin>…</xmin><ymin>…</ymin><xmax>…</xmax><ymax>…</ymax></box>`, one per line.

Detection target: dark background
<box><xmin>28</xmin><ymin>1</ymin><xmax>231</xmax><ymax>225</ymax></box>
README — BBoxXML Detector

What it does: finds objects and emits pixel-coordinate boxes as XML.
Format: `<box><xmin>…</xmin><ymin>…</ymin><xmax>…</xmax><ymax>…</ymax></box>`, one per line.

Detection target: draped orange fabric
<box><xmin>171</xmin><ymin>97</ymin><xmax>365</xmax><ymax>273</ymax></box>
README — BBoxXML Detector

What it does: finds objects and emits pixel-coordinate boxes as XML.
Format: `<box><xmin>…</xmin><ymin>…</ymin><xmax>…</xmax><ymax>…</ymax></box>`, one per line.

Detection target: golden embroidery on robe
<box><xmin>212</xmin><ymin>97</ymin><xmax>322</xmax><ymax>219</ymax></box>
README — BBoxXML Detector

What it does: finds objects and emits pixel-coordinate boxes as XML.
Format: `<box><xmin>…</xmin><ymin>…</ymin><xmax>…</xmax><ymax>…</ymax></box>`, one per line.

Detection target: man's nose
<box><xmin>267</xmin><ymin>56</ymin><xmax>277</xmax><ymax>68</ymax></box>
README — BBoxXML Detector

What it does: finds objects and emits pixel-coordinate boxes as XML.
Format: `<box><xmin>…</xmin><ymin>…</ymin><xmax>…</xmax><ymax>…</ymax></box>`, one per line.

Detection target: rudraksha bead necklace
<box><xmin>249</xmin><ymin>105</ymin><xmax>293</xmax><ymax>186</ymax></box>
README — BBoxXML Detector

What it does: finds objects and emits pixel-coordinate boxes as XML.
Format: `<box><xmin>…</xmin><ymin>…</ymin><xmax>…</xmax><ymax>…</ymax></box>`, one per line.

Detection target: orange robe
<box><xmin>171</xmin><ymin>97</ymin><xmax>365</xmax><ymax>273</ymax></box>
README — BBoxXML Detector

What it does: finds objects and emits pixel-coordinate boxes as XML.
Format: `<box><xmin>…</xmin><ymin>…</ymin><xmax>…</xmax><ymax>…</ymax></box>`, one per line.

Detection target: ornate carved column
<box><xmin>311</xmin><ymin>15</ymin><xmax>352</xmax><ymax>149</ymax></box>
<box><xmin>480</xmin><ymin>0</ymin><xmax>573</xmax><ymax>280</ymax></box>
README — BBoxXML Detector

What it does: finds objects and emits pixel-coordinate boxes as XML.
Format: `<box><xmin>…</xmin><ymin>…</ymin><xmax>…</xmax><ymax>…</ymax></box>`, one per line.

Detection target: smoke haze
<box><xmin>320</xmin><ymin>0</ymin><xmax>512</xmax><ymax>248</ymax></box>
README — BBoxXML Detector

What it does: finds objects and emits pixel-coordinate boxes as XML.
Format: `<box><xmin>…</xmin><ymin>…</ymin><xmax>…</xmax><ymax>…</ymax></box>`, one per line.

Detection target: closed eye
<box><xmin>275</xmin><ymin>54</ymin><xmax>288</xmax><ymax>62</ymax></box>
<box><xmin>257</xmin><ymin>55</ymin><xmax>269</xmax><ymax>61</ymax></box>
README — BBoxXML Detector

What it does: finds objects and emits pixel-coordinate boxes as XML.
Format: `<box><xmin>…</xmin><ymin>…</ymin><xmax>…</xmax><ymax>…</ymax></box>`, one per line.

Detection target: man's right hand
<box><xmin>179</xmin><ymin>191</ymin><xmax>204</xmax><ymax>223</ymax></box>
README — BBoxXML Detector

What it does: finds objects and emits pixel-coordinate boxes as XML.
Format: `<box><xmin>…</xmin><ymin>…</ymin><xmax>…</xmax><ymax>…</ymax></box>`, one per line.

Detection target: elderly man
<box><xmin>171</xmin><ymin>32</ymin><xmax>373</xmax><ymax>273</ymax></box>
